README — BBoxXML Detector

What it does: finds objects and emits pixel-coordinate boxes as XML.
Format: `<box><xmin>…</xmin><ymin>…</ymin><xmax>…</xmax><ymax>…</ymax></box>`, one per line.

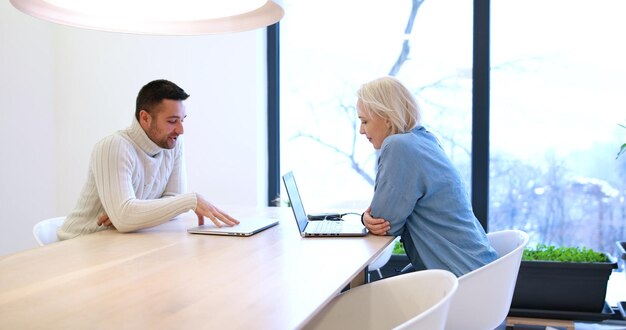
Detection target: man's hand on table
<box><xmin>195</xmin><ymin>194</ymin><xmax>240</xmax><ymax>227</ymax></box>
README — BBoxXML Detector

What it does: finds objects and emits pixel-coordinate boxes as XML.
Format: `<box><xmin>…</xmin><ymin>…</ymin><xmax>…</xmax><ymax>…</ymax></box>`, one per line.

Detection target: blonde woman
<box><xmin>358</xmin><ymin>76</ymin><xmax>497</xmax><ymax>276</ymax></box>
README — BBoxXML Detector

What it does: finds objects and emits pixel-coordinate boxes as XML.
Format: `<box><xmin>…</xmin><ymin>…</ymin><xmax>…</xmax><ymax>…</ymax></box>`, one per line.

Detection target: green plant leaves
<box><xmin>522</xmin><ymin>244</ymin><xmax>609</xmax><ymax>263</ymax></box>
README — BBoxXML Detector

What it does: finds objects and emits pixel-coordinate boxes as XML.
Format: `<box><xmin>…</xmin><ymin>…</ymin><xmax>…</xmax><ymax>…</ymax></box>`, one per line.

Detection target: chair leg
<box><xmin>400</xmin><ymin>264</ymin><xmax>414</xmax><ymax>274</ymax></box>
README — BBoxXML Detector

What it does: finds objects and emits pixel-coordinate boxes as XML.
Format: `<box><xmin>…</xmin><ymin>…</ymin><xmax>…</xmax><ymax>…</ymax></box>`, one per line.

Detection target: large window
<box><xmin>275</xmin><ymin>0</ymin><xmax>626</xmax><ymax>257</ymax></box>
<box><xmin>279</xmin><ymin>0</ymin><xmax>473</xmax><ymax>213</ymax></box>
<box><xmin>489</xmin><ymin>1</ymin><xmax>626</xmax><ymax>253</ymax></box>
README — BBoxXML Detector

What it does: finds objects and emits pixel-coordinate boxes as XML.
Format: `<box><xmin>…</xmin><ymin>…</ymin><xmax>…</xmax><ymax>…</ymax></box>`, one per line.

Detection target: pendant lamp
<box><xmin>9</xmin><ymin>0</ymin><xmax>284</xmax><ymax>35</ymax></box>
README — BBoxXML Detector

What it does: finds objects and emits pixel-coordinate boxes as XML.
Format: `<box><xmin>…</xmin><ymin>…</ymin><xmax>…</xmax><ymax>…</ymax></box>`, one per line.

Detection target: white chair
<box><xmin>304</xmin><ymin>269</ymin><xmax>459</xmax><ymax>330</ymax></box>
<box><xmin>445</xmin><ymin>229</ymin><xmax>529</xmax><ymax>330</ymax></box>
<box><xmin>368</xmin><ymin>237</ymin><xmax>398</xmax><ymax>281</ymax></box>
<box><xmin>32</xmin><ymin>216</ymin><xmax>66</xmax><ymax>246</ymax></box>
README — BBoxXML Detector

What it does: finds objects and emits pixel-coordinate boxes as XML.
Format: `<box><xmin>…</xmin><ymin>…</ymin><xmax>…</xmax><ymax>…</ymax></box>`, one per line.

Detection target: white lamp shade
<box><xmin>9</xmin><ymin>0</ymin><xmax>284</xmax><ymax>35</ymax></box>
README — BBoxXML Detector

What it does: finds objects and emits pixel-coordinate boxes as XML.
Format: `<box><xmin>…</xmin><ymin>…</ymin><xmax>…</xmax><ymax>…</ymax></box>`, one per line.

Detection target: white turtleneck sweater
<box><xmin>58</xmin><ymin>119</ymin><xmax>197</xmax><ymax>240</ymax></box>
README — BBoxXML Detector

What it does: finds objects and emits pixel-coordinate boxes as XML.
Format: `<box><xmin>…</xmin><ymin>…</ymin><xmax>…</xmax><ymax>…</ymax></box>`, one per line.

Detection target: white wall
<box><xmin>0</xmin><ymin>2</ymin><xmax>268</xmax><ymax>256</ymax></box>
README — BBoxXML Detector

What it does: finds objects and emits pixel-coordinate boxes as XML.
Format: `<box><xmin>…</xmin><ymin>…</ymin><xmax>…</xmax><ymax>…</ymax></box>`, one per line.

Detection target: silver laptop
<box><xmin>187</xmin><ymin>217</ymin><xmax>278</xmax><ymax>236</ymax></box>
<box><xmin>282</xmin><ymin>171</ymin><xmax>367</xmax><ymax>237</ymax></box>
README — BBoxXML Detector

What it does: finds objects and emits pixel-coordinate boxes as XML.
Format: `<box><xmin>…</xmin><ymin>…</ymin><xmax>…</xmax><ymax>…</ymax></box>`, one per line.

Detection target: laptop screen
<box><xmin>282</xmin><ymin>171</ymin><xmax>309</xmax><ymax>232</ymax></box>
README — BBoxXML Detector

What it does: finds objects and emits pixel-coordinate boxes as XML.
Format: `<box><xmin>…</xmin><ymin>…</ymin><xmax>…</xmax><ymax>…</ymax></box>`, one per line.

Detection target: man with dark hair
<box><xmin>58</xmin><ymin>79</ymin><xmax>238</xmax><ymax>240</ymax></box>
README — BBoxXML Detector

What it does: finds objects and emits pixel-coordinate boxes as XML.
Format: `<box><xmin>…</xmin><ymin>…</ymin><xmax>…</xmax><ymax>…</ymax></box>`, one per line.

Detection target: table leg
<box><xmin>350</xmin><ymin>269</ymin><xmax>367</xmax><ymax>288</ymax></box>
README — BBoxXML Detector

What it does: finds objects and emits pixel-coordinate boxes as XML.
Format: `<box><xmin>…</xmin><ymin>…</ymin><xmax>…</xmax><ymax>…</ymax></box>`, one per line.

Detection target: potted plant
<box><xmin>510</xmin><ymin>244</ymin><xmax>617</xmax><ymax>316</ymax></box>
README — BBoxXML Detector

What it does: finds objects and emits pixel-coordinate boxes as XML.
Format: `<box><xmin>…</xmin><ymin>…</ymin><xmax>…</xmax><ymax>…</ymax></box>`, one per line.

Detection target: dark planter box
<box><xmin>510</xmin><ymin>255</ymin><xmax>618</xmax><ymax>313</ymax></box>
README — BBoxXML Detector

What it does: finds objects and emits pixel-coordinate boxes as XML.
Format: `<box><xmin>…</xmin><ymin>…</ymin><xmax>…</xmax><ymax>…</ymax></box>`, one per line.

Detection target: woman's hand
<box><xmin>362</xmin><ymin>207</ymin><xmax>390</xmax><ymax>235</ymax></box>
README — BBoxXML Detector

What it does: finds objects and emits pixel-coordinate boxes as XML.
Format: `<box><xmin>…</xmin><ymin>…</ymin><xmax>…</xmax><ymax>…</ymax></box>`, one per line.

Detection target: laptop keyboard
<box><xmin>307</xmin><ymin>220</ymin><xmax>342</xmax><ymax>233</ymax></box>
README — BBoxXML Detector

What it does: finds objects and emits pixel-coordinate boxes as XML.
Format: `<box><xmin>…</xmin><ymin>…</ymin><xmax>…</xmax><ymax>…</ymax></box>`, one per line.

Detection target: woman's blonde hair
<box><xmin>357</xmin><ymin>76</ymin><xmax>421</xmax><ymax>134</ymax></box>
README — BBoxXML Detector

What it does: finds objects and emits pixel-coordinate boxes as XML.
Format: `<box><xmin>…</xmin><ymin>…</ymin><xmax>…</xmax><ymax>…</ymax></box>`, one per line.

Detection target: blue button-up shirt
<box><xmin>370</xmin><ymin>126</ymin><xmax>498</xmax><ymax>276</ymax></box>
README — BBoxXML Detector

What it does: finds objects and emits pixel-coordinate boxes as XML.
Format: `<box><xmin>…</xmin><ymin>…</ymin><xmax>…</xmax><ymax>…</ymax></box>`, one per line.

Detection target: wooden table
<box><xmin>0</xmin><ymin>206</ymin><xmax>393</xmax><ymax>329</ymax></box>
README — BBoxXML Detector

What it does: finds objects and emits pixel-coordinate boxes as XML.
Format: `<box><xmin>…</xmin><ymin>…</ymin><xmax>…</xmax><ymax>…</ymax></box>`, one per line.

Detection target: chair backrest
<box><xmin>369</xmin><ymin>237</ymin><xmax>397</xmax><ymax>271</ymax></box>
<box><xmin>33</xmin><ymin>216</ymin><xmax>66</xmax><ymax>246</ymax></box>
<box><xmin>304</xmin><ymin>269</ymin><xmax>458</xmax><ymax>330</ymax></box>
<box><xmin>394</xmin><ymin>270</ymin><xmax>459</xmax><ymax>330</ymax></box>
<box><xmin>445</xmin><ymin>229</ymin><xmax>529</xmax><ymax>330</ymax></box>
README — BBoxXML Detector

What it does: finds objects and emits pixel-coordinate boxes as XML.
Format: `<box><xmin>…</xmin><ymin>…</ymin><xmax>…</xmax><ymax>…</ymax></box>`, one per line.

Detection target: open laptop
<box><xmin>187</xmin><ymin>217</ymin><xmax>278</xmax><ymax>237</ymax></box>
<box><xmin>282</xmin><ymin>171</ymin><xmax>368</xmax><ymax>237</ymax></box>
